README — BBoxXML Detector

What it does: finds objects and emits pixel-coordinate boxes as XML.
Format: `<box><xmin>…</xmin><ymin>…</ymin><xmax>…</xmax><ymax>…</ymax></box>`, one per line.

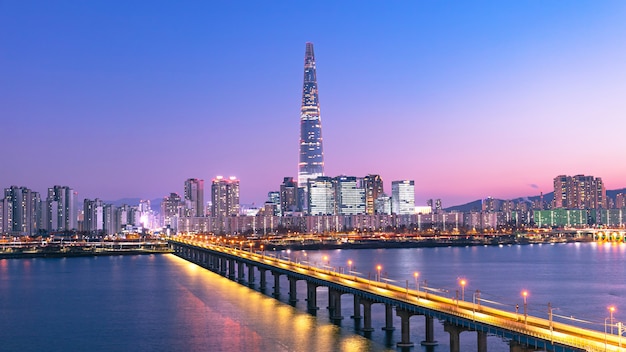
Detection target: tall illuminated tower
<box><xmin>298</xmin><ymin>42</ymin><xmax>324</xmax><ymax>187</ymax></box>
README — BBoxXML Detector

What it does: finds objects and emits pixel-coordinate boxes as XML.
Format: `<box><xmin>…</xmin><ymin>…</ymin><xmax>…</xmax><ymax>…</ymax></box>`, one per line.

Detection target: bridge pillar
<box><xmin>247</xmin><ymin>264</ymin><xmax>255</xmax><ymax>287</ymax></box>
<box><xmin>272</xmin><ymin>271</ymin><xmax>281</xmax><ymax>297</ymax></box>
<box><xmin>361</xmin><ymin>299</ymin><xmax>374</xmax><ymax>332</ymax></box>
<box><xmin>421</xmin><ymin>316</ymin><xmax>438</xmax><ymax>346</ymax></box>
<box><xmin>259</xmin><ymin>268</ymin><xmax>267</xmax><ymax>291</ymax></box>
<box><xmin>443</xmin><ymin>322</ymin><xmax>466</xmax><ymax>352</ymax></box>
<box><xmin>382</xmin><ymin>303</ymin><xmax>395</xmax><ymax>331</ymax></box>
<box><xmin>288</xmin><ymin>276</ymin><xmax>298</xmax><ymax>304</ymax></box>
<box><xmin>237</xmin><ymin>261</ymin><xmax>245</xmax><ymax>283</ymax></box>
<box><xmin>396</xmin><ymin>308</ymin><xmax>415</xmax><ymax>347</ymax></box>
<box><xmin>328</xmin><ymin>288</ymin><xmax>343</xmax><ymax>321</ymax></box>
<box><xmin>351</xmin><ymin>295</ymin><xmax>361</xmax><ymax>319</ymax></box>
<box><xmin>220</xmin><ymin>258</ymin><xmax>227</xmax><ymax>276</ymax></box>
<box><xmin>306</xmin><ymin>281</ymin><xmax>318</xmax><ymax>313</ymax></box>
<box><xmin>477</xmin><ymin>330</ymin><xmax>487</xmax><ymax>352</ymax></box>
<box><xmin>228</xmin><ymin>259</ymin><xmax>236</xmax><ymax>280</ymax></box>
<box><xmin>509</xmin><ymin>341</ymin><xmax>534</xmax><ymax>352</ymax></box>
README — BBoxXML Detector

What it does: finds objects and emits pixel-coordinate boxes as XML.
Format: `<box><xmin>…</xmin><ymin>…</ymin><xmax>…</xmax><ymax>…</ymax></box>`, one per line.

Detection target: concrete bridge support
<box><xmin>382</xmin><ymin>303</ymin><xmax>395</xmax><ymax>331</ymax></box>
<box><xmin>443</xmin><ymin>322</ymin><xmax>469</xmax><ymax>352</ymax></box>
<box><xmin>351</xmin><ymin>295</ymin><xmax>361</xmax><ymax>319</ymax></box>
<box><xmin>219</xmin><ymin>258</ymin><xmax>227</xmax><ymax>276</ymax></box>
<box><xmin>396</xmin><ymin>308</ymin><xmax>416</xmax><ymax>347</ymax></box>
<box><xmin>237</xmin><ymin>261</ymin><xmax>245</xmax><ymax>283</ymax></box>
<box><xmin>477</xmin><ymin>330</ymin><xmax>487</xmax><ymax>352</ymax></box>
<box><xmin>259</xmin><ymin>268</ymin><xmax>267</xmax><ymax>291</ymax></box>
<box><xmin>272</xmin><ymin>271</ymin><xmax>281</xmax><ymax>297</ymax></box>
<box><xmin>328</xmin><ymin>288</ymin><xmax>343</xmax><ymax>321</ymax></box>
<box><xmin>288</xmin><ymin>277</ymin><xmax>298</xmax><ymax>304</ymax></box>
<box><xmin>228</xmin><ymin>259</ymin><xmax>236</xmax><ymax>280</ymax></box>
<box><xmin>509</xmin><ymin>341</ymin><xmax>535</xmax><ymax>352</ymax></box>
<box><xmin>361</xmin><ymin>299</ymin><xmax>375</xmax><ymax>332</ymax></box>
<box><xmin>421</xmin><ymin>315</ymin><xmax>438</xmax><ymax>346</ymax></box>
<box><xmin>247</xmin><ymin>264</ymin><xmax>255</xmax><ymax>287</ymax></box>
<box><xmin>306</xmin><ymin>281</ymin><xmax>318</xmax><ymax>313</ymax></box>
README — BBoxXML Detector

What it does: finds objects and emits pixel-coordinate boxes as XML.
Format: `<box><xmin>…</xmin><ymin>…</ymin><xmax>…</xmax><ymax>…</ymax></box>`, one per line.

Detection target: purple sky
<box><xmin>2</xmin><ymin>1</ymin><xmax>626</xmax><ymax>207</ymax></box>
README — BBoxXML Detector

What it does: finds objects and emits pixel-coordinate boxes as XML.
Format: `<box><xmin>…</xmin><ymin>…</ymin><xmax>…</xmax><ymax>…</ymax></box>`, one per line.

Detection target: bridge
<box><xmin>169</xmin><ymin>238</ymin><xmax>624</xmax><ymax>352</ymax></box>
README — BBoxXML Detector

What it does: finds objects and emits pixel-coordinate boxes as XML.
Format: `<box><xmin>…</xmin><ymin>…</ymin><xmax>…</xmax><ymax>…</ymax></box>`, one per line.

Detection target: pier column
<box><xmin>247</xmin><ymin>264</ymin><xmax>255</xmax><ymax>287</ymax></box>
<box><xmin>306</xmin><ymin>281</ymin><xmax>318</xmax><ymax>313</ymax></box>
<box><xmin>361</xmin><ymin>299</ymin><xmax>374</xmax><ymax>332</ymax></box>
<box><xmin>351</xmin><ymin>295</ymin><xmax>361</xmax><ymax>319</ymax></box>
<box><xmin>396</xmin><ymin>309</ymin><xmax>416</xmax><ymax>347</ymax></box>
<box><xmin>219</xmin><ymin>258</ymin><xmax>227</xmax><ymax>276</ymax></box>
<box><xmin>288</xmin><ymin>276</ymin><xmax>298</xmax><ymax>304</ymax></box>
<box><xmin>382</xmin><ymin>303</ymin><xmax>395</xmax><ymax>331</ymax></box>
<box><xmin>477</xmin><ymin>331</ymin><xmax>487</xmax><ymax>352</ymax></box>
<box><xmin>228</xmin><ymin>259</ymin><xmax>236</xmax><ymax>279</ymax></box>
<box><xmin>421</xmin><ymin>316</ymin><xmax>438</xmax><ymax>346</ymax></box>
<box><xmin>443</xmin><ymin>322</ymin><xmax>465</xmax><ymax>352</ymax></box>
<box><xmin>259</xmin><ymin>268</ymin><xmax>267</xmax><ymax>291</ymax></box>
<box><xmin>509</xmin><ymin>341</ymin><xmax>534</xmax><ymax>352</ymax></box>
<box><xmin>237</xmin><ymin>261</ymin><xmax>245</xmax><ymax>283</ymax></box>
<box><xmin>329</xmin><ymin>288</ymin><xmax>343</xmax><ymax>321</ymax></box>
<box><xmin>272</xmin><ymin>271</ymin><xmax>281</xmax><ymax>297</ymax></box>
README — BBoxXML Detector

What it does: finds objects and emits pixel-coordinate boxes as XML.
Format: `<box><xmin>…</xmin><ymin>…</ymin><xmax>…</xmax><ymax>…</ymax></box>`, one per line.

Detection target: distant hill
<box><xmin>444</xmin><ymin>188</ymin><xmax>626</xmax><ymax>212</ymax></box>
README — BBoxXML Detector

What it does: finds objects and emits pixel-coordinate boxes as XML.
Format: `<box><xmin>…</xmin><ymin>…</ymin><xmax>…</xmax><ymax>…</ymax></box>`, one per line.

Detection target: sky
<box><xmin>2</xmin><ymin>1</ymin><xmax>626</xmax><ymax>207</ymax></box>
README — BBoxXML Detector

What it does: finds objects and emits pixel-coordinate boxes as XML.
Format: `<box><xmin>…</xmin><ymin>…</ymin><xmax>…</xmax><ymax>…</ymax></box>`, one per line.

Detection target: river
<box><xmin>0</xmin><ymin>242</ymin><xmax>624</xmax><ymax>351</ymax></box>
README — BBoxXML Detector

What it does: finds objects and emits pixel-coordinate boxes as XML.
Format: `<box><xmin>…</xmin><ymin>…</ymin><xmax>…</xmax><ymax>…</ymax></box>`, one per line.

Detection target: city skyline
<box><xmin>2</xmin><ymin>2</ymin><xmax>626</xmax><ymax>207</ymax></box>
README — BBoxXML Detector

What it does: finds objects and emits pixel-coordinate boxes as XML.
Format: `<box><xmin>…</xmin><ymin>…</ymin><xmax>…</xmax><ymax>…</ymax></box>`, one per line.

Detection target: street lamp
<box><xmin>414</xmin><ymin>272</ymin><xmax>420</xmax><ymax>292</ymax></box>
<box><xmin>377</xmin><ymin>265</ymin><xmax>382</xmax><ymax>282</ymax></box>
<box><xmin>522</xmin><ymin>290</ymin><xmax>528</xmax><ymax>326</ymax></box>
<box><xmin>347</xmin><ymin>260</ymin><xmax>352</xmax><ymax>273</ymax></box>
<box><xmin>459</xmin><ymin>279</ymin><xmax>467</xmax><ymax>301</ymax></box>
<box><xmin>260</xmin><ymin>244</ymin><xmax>264</xmax><ymax>257</ymax></box>
<box><xmin>609</xmin><ymin>306</ymin><xmax>616</xmax><ymax>334</ymax></box>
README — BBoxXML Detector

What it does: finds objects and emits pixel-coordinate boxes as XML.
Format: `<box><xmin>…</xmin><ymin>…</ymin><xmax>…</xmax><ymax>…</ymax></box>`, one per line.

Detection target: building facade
<box><xmin>391</xmin><ymin>180</ymin><xmax>415</xmax><ymax>215</ymax></box>
<box><xmin>184</xmin><ymin>178</ymin><xmax>205</xmax><ymax>217</ymax></box>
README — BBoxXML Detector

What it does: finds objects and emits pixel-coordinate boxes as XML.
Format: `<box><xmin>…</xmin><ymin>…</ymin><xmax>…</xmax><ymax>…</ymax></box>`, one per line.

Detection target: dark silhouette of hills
<box><xmin>444</xmin><ymin>188</ymin><xmax>626</xmax><ymax>212</ymax></box>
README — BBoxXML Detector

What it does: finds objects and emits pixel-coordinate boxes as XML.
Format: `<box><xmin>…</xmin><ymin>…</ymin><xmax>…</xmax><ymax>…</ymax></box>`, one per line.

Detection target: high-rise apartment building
<box><xmin>307</xmin><ymin>176</ymin><xmax>335</xmax><ymax>216</ymax></box>
<box><xmin>552</xmin><ymin>174</ymin><xmax>606</xmax><ymax>209</ymax></box>
<box><xmin>298</xmin><ymin>42</ymin><xmax>324</xmax><ymax>188</ymax></box>
<box><xmin>45</xmin><ymin>185</ymin><xmax>76</xmax><ymax>232</ymax></box>
<box><xmin>363</xmin><ymin>174</ymin><xmax>383</xmax><ymax>215</ymax></box>
<box><xmin>280</xmin><ymin>177</ymin><xmax>299</xmax><ymax>214</ymax></box>
<box><xmin>334</xmin><ymin>176</ymin><xmax>365</xmax><ymax>215</ymax></box>
<box><xmin>3</xmin><ymin>186</ymin><xmax>40</xmax><ymax>236</ymax></box>
<box><xmin>616</xmin><ymin>193</ymin><xmax>626</xmax><ymax>209</ymax></box>
<box><xmin>184</xmin><ymin>178</ymin><xmax>204</xmax><ymax>217</ymax></box>
<box><xmin>211</xmin><ymin>176</ymin><xmax>240</xmax><ymax>218</ymax></box>
<box><xmin>161</xmin><ymin>193</ymin><xmax>182</xmax><ymax>227</ymax></box>
<box><xmin>391</xmin><ymin>180</ymin><xmax>415</xmax><ymax>215</ymax></box>
<box><xmin>83</xmin><ymin>198</ymin><xmax>104</xmax><ymax>233</ymax></box>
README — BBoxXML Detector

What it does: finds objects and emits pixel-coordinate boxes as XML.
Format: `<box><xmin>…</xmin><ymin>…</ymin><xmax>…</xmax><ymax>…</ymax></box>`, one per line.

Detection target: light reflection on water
<box><xmin>1</xmin><ymin>242</ymin><xmax>624</xmax><ymax>352</ymax></box>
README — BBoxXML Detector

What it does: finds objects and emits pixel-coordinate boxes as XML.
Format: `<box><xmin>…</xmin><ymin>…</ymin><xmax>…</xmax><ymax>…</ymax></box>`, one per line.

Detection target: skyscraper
<box><xmin>184</xmin><ymin>178</ymin><xmax>204</xmax><ymax>217</ymax></box>
<box><xmin>298</xmin><ymin>42</ymin><xmax>324</xmax><ymax>188</ymax></box>
<box><xmin>391</xmin><ymin>180</ymin><xmax>415</xmax><ymax>215</ymax></box>
<box><xmin>363</xmin><ymin>174</ymin><xmax>384</xmax><ymax>215</ymax></box>
<box><xmin>45</xmin><ymin>185</ymin><xmax>76</xmax><ymax>232</ymax></box>
<box><xmin>211</xmin><ymin>176</ymin><xmax>240</xmax><ymax>218</ymax></box>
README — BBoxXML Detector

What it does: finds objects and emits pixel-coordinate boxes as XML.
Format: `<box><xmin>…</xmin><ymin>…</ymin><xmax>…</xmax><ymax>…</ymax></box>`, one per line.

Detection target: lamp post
<box><xmin>522</xmin><ymin>290</ymin><xmax>528</xmax><ymax>326</ymax></box>
<box><xmin>459</xmin><ymin>279</ymin><xmax>467</xmax><ymax>301</ymax></box>
<box><xmin>260</xmin><ymin>244</ymin><xmax>264</xmax><ymax>258</ymax></box>
<box><xmin>377</xmin><ymin>265</ymin><xmax>382</xmax><ymax>282</ymax></box>
<box><xmin>414</xmin><ymin>272</ymin><xmax>420</xmax><ymax>292</ymax></box>
<box><xmin>609</xmin><ymin>306</ymin><xmax>616</xmax><ymax>334</ymax></box>
<box><xmin>348</xmin><ymin>260</ymin><xmax>352</xmax><ymax>273</ymax></box>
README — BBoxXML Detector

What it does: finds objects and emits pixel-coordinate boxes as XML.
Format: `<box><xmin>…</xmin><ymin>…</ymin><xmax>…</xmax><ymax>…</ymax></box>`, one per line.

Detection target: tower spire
<box><xmin>298</xmin><ymin>42</ymin><xmax>324</xmax><ymax>188</ymax></box>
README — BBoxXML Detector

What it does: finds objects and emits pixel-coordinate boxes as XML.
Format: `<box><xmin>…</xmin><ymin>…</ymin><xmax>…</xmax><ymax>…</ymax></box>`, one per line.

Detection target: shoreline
<box><xmin>0</xmin><ymin>243</ymin><xmax>173</xmax><ymax>260</ymax></box>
